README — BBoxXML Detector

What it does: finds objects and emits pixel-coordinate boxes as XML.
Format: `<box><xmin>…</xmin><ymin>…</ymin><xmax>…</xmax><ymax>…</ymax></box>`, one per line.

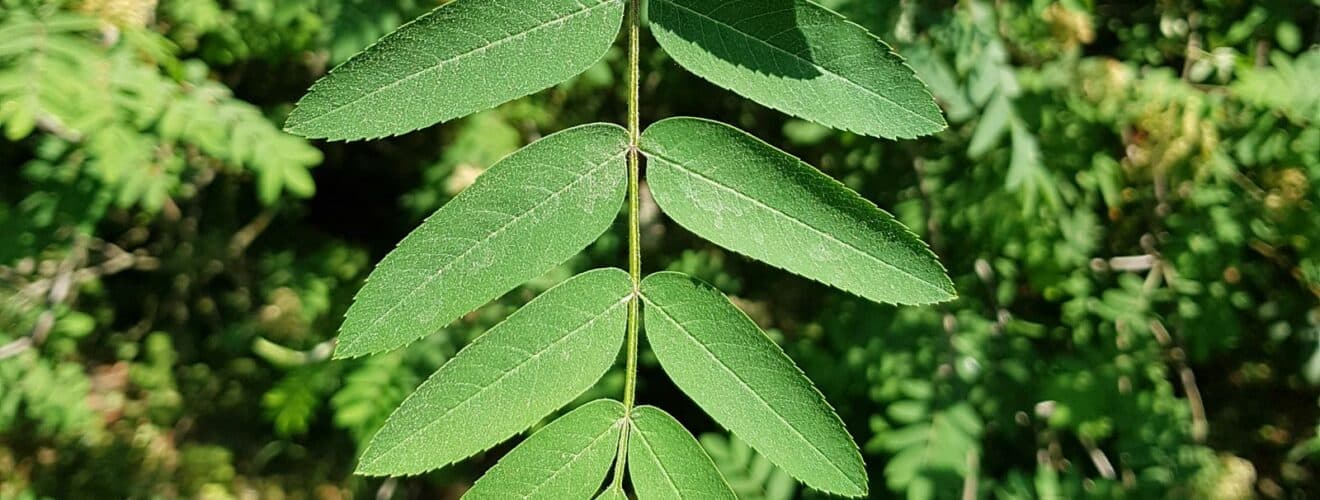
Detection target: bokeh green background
<box><xmin>1</xmin><ymin>0</ymin><xmax>1317</xmax><ymax>498</ymax></box>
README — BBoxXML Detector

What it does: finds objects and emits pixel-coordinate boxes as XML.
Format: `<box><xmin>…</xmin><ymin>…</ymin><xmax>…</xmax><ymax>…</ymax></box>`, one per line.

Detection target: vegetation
<box><xmin>0</xmin><ymin>0</ymin><xmax>1317</xmax><ymax>498</ymax></box>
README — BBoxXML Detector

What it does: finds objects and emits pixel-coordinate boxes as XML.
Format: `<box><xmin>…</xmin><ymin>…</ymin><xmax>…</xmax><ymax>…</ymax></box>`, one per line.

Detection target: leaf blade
<box><xmin>640</xmin><ymin>272</ymin><xmax>867</xmax><ymax>497</ymax></box>
<box><xmin>593</xmin><ymin>487</ymin><xmax>628</xmax><ymax>500</ymax></box>
<box><xmin>286</xmin><ymin>0</ymin><xmax>626</xmax><ymax>140</ymax></box>
<box><xmin>641</xmin><ymin>118</ymin><xmax>954</xmax><ymax>306</ymax></box>
<box><xmin>356</xmin><ymin>268</ymin><xmax>632</xmax><ymax>475</ymax></box>
<box><xmin>466</xmin><ymin>399</ymin><xmax>627</xmax><ymax>499</ymax></box>
<box><xmin>628</xmin><ymin>405</ymin><xmax>737</xmax><ymax>500</ymax></box>
<box><xmin>649</xmin><ymin>0</ymin><xmax>945</xmax><ymax>139</ymax></box>
<box><xmin>338</xmin><ymin>123</ymin><xmax>628</xmax><ymax>358</ymax></box>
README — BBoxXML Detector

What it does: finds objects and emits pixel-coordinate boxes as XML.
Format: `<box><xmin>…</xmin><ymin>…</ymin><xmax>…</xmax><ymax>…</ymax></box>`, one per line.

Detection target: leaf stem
<box><xmin>612</xmin><ymin>0</ymin><xmax>643</xmax><ymax>491</ymax></box>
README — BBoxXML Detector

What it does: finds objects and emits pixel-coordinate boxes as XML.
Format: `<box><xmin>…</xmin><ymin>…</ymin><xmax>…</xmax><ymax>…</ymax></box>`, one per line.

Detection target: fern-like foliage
<box><xmin>700</xmin><ymin>433</ymin><xmax>797</xmax><ymax>500</ymax></box>
<box><xmin>0</xmin><ymin>10</ymin><xmax>320</xmax><ymax>212</ymax></box>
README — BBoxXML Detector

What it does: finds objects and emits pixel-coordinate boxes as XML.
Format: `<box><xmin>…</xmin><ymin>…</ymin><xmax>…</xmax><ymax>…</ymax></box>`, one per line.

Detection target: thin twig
<box><xmin>961</xmin><ymin>450</ymin><xmax>980</xmax><ymax>500</ymax></box>
<box><xmin>251</xmin><ymin>337</ymin><xmax>335</xmax><ymax>367</ymax></box>
<box><xmin>1150</xmin><ymin>320</ymin><xmax>1209</xmax><ymax>442</ymax></box>
<box><xmin>229</xmin><ymin>207</ymin><xmax>278</xmax><ymax>258</ymax></box>
<box><xmin>1081</xmin><ymin>437</ymin><xmax>1117</xmax><ymax>479</ymax></box>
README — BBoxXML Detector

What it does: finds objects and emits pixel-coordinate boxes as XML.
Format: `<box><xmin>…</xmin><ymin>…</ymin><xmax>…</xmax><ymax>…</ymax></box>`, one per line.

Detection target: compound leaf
<box><xmin>628</xmin><ymin>405</ymin><xmax>736</xmax><ymax>500</ymax></box>
<box><xmin>466</xmin><ymin>399</ymin><xmax>627</xmax><ymax>499</ymax></box>
<box><xmin>287</xmin><ymin>0</ymin><xmax>626</xmax><ymax>140</ymax></box>
<box><xmin>356</xmin><ymin>268</ymin><xmax>632</xmax><ymax>475</ymax></box>
<box><xmin>648</xmin><ymin>0</ymin><xmax>945</xmax><ymax>139</ymax></box>
<box><xmin>640</xmin><ymin>272</ymin><xmax>867</xmax><ymax>497</ymax></box>
<box><xmin>337</xmin><ymin>123</ymin><xmax>628</xmax><ymax>359</ymax></box>
<box><xmin>641</xmin><ymin>118</ymin><xmax>954</xmax><ymax>306</ymax></box>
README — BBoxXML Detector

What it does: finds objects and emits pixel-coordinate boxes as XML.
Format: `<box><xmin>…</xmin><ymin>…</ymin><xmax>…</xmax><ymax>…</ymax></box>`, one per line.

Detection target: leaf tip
<box><xmin>329</xmin><ymin>335</ymin><xmax>372</xmax><ymax>360</ymax></box>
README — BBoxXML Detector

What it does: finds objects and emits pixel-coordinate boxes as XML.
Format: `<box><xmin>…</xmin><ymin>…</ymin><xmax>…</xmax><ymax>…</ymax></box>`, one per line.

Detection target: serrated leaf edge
<box><xmin>355</xmin><ymin>269</ymin><xmax>632</xmax><ymax>475</ymax></box>
<box><xmin>286</xmin><ymin>0</ymin><xmax>627</xmax><ymax>141</ymax></box>
<box><xmin>649</xmin><ymin>0</ymin><xmax>947</xmax><ymax>139</ymax></box>
<box><xmin>629</xmin><ymin>405</ymin><xmax>738</xmax><ymax>498</ymax></box>
<box><xmin>521</xmin><ymin>402</ymin><xmax>628</xmax><ymax>498</ymax></box>
<box><xmin>641</xmin><ymin>118</ymin><xmax>955</xmax><ymax>305</ymax></box>
<box><xmin>334</xmin><ymin>123</ymin><xmax>630</xmax><ymax>359</ymax></box>
<box><xmin>639</xmin><ymin>272</ymin><xmax>868</xmax><ymax>497</ymax></box>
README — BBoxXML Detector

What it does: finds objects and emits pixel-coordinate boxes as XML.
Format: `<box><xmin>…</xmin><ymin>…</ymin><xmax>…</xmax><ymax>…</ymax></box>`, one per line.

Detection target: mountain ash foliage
<box><xmin>0</xmin><ymin>0</ymin><xmax>1317</xmax><ymax>498</ymax></box>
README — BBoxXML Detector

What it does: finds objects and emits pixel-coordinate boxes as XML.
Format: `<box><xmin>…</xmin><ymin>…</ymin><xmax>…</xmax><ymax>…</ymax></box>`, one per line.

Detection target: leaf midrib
<box><xmin>630</xmin><ymin>422</ymin><xmax>683</xmax><ymax>497</ymax></box>
<box><xmin>639</xmin><ymin>293</ymin><xmax>861</xmax><ymax>491</ymax></box>
<box><xmin>646</xmin><ymin>151</ymin><xmax>949</xmax><ymax>298</ymax></box>
<box><xmin>655</xmin><ymin>0</ymin><xmax>942</xmax><ymax>129</ymax></box>
<box><xmin>295</xmin><ymin>0</ymin><xmax>620</xmax><ymax>129</ymax></box>
<box><xmin>359</xmin><ymin>295</ymin><xmax>630</xmax><ymax>470</ymax></box>
<box><xmin>345</xmin><ymin>147</ymin><xmax>628</xmax><ymax>352</ymax></box>
<box><xmin>520</xmin><ymin>416</ymin><xmax>623</xmax><ymax>499</ymax></box>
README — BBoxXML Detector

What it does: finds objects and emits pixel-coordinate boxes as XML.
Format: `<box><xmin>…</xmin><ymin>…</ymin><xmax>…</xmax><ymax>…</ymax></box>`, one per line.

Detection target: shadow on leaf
<box><xmin>649</xmin><ymin>0</ymin><xmax>822</xmax><ymax>79</ymax></box>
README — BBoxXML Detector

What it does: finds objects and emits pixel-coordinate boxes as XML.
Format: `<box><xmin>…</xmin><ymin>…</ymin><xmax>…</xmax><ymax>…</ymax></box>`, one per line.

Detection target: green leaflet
<box><xmin>466</xmin><ymin>399</ymin><xmax>626</xmax><ymax>499</ymax></box>
<box><xmin>628</xmin><ymin>405</ymin><xmax>737</xmax><ymax>500</ymax></box>
<box><xmin>641</xmin><ymin>118</ymin><xmax>954</xmax><ymax>306</ymax></box>
<box><xmin>336</xmin><ymin>124</ymin><xmax>628</xmax><ymax>358</ymax></box>
<box><xmin>355</xmin><ymin>269</ymin><xmax>632</xmax><ymax>475</ymax></box>
<box><xmin>286</xmin><ymin>0</ymin><xmax>625</xmax><ymax>140</ymax></box>
<box><xmin>648</xmin><ymin>0</ymin><xmax>945</xmax><ymax>139</ymax></box>
<box><xmin>594</xmin><ymin>487</ymin><xmax>628</xmax><ymax>500</ymax></box>
<box><xmin>639</xmin><ymin>272</ymin><xmax>867</xmax><ymax>497</ymax></box>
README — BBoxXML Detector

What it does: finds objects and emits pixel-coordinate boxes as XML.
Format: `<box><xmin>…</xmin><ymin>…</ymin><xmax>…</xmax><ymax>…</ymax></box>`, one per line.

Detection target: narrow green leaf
<box><xmin>967</xmin><ymin>93</ymin><xmax>1012</xmax><ymax>158</ymax></box>
<box><xmin>594</xmin><ymin>487</ymin><xmax>628</xmax><ymax>500</ymax></box>
<box><xmin>337</xmin><ymin>123</ymin><xmax>628</xmax><ymax>358</ymax></box>
<box><xmin>628</xmin><ymin>405</ymin><xmax>737</xmax><ymax>500</ymax></box>
<box><xmin>356</xmin><ymin>268</ymin><xmax>632</xmax><ymax>475</ymax></box>
<box><xmin>640</xmin><ymin>272</ymin><xmax>867</xmax><ymax>497</ymax></box>
<box><xmin>466</xmin><ymin>399</ymin><xmax>626</xmax><ymax>499</ymax></box>
<box><xmin>286</xmin><ymin>0</ymin><xmax>625</xmax><ymax>140</ymax></box>
<box><xmin>648</xmin><ymin>0</ymin><xmax>945</xmax><ymax>139</ymax></box>
<box><xmin>641</xmin><ymin>118</ymin><xmax>954</xmax><ymax>306</ymax></box>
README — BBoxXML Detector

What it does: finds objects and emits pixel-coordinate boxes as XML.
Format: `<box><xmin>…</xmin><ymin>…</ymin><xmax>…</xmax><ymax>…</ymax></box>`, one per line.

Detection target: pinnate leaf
<box><xmin>286</xmin><ymin>0</ymin><xmax>626</xmax><ymax>140</ymax></box>
<box><xmin>640</xmin><ymin>272</ymin><xmax>867</xmax><ymax>497</ymax></box>
<box><xmin>648</xmin><ymin>0</ymin><xmax>945</xmax><ymax>139</ymax></box>
<box><xmin>466</xmin><ymin>399</ymin><xmax>626</xmax><ymax>499</ymax></box>
<box><xmin>337</xmin><ymin>123</ymin><xmax>628</xmax><ymax>358</ymax></box>
<box><xmin>628</xmin><ymin>405</ymin><xmax>736</xmax><ymax>499</ymax></box>
<box><xmin>641</xmin><ymin>118</ymin><xmax>954</xmax><ymax>306</ymax></box>
<box><xmin>356</xmin><ymin>268</ymin><xmax>632</xmax><ymax>475</ymax></box>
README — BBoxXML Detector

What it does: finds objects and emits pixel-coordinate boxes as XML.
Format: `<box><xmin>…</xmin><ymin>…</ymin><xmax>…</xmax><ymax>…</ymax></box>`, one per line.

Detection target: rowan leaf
<box><xmin>355</xmin><ymin>268</ymin><xmax>632</xmax><ymax>476</ymax></box>
<box><xmin>465</xmin><ymin>399</ymin><xmax>627</xmax><ymax>499</ymax></box>
<box><xmin>336</xmin><ymin>123</ymin><xmax>628</xmax><ymax>359</ymax></box>
<box><xmin>628</xmin><ymin>405</ymin><xmax>737</xmax><ymax>500</ymax></box>
<box><xmin>286</xmin><ymin>0</ymin><xmax>626</xmax><ymax>140</ymax></box>
<box><xmin>640</xmin><ymin>272</ymin><xmax>867</xmax><ymax>497</ymax></box>
<box><xmin>641</xmin><ymin>118</ymin><xmax>954</xmax><ymax>306</ymax></box>
<box><xmin>648</xmin><ymin>0</ymin><xmax>945</xmax><ymax>139</ymax></box>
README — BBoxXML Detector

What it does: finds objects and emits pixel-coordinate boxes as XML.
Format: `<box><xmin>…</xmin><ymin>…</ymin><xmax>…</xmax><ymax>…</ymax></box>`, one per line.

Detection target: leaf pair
<box><xmin>287</xmin><ymin>0</ymin><xmax>944</xmax><ymax>141</ymax></box>
<box><xmin>363</xmin><ymin>266</ymin><xmax>867</xmax><ymax>496</ymax></box>
<box><xmin>463</xmin><ymin>398</ymin><xmax>731</xmax><ymax>499</ymax></box>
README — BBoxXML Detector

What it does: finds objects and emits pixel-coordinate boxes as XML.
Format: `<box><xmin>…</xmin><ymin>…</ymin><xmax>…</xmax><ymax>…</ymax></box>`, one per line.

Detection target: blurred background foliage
<box><xmin>0</xmin><ymin>0</ymin><xmax>1317</xmax><ymax>498</ymax></box>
